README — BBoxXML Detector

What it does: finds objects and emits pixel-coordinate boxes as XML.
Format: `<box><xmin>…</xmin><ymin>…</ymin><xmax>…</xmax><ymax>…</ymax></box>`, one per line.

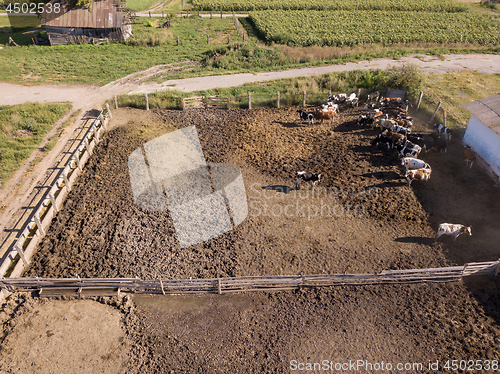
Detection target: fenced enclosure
<box><xmin>1</xmin><ymin>260</ymin><xmax>499</xmax><ymax>298</ymax></box>
<box><xmin>0</xmin><ymin>109</ymin><xmax>110</xmax><ymax>279</ymax></box>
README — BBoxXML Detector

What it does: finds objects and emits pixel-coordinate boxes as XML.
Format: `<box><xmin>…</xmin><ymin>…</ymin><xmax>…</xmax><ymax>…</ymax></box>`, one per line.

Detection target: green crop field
<box><xmin>192</xmin><ymin>0</ymin><xmax>469</xmax><ymax>12</ymax></box>
<box><xmin>250</xmin><ymin>10</ymin><xmax>500</xmax><ymax>47</ymax></box>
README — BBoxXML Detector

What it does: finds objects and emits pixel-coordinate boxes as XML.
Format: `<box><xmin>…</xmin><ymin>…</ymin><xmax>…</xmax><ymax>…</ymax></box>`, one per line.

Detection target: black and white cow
<box><xmin>328</xmin><ymin>93</ymin><xmax>347</xmax><ymax>103</ymax></box>
<box><xmin>436</xmin><ymin>223</ymin><xmax>472</xmax><ymax>242</ymax></box>
<box><xmin>295</xmin><ymin>171</ymin><xmax>322</xmax><ymax>190</ymax></box>
<box><xmin>297</xmin><ymin>110</ymin><xmax>315</xmax><ymax>124</ymax></box>
<box><xmin>371</xmin><ymin>134</ymin><xmax>394</xmax><ymax>151</ymax></box>
<box><xmin>431</xmin><ymin>134</ymin><xmax>447</xmax><ymax>153</ymax></box>
<box><xmin>434</xmin><ymin>123</ymin><xmax>452</xmax><ymax>141</ymax></box>
<box><xmin>397</xmin><ymin>140</ymin><xmax>422</xmax><ymax>158</ymax></box>
<box><xmin>407</xmin><ymin>135</ymin><xmax>433</xmax><ymax>153</ymax></box>
<box><xmin>366</xmin><ymin>91</ymin><xmax>380</xmax><ymax>102</ymax></box>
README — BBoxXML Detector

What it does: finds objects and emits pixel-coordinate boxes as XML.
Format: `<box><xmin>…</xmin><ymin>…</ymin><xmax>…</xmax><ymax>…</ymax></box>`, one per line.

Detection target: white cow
<box><xmin>436</xmin><ymin>223</ymin><xmax>472</xmax><ymax>242</ymax></box>
<box><xmin>401</xmin><ymin>157</ymin><xmax>431</xmax><ymax>171</ymax></box>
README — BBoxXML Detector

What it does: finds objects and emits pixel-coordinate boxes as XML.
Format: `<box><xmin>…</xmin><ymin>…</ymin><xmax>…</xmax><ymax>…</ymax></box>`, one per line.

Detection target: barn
<box><xmin>462</xmin><ymin>93</ymin><xmax>500</xmax><ymax>178</ymax></box>
<box><xmin>40</xmin><ymin>0</ymin><xmax>132</xmax><ymax>45</ymax></box>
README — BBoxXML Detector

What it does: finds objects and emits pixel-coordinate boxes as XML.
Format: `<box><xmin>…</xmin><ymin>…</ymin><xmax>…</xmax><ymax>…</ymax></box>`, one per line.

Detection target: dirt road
<box><xmin>2</xmin><ymin>54</ymin><xmax>500</xmax><ymax>107</ymax></box>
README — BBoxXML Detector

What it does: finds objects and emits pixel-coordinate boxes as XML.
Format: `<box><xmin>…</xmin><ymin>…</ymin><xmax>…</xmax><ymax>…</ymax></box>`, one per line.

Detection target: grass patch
<box><xmin>0</xmin><ymin>15</ymin><xmax>41</xmax><ymax>46</ymax></box>
<box><xmin>0</xmin><ymin>102</ymin><xmax>72</xmax><ymax>187</ymax></box>
<box><xmin>418</xmin><ymin>70</ymin><xmax>500</xmax><ymax>129</ymax></box>
<box><xmin>126</xmin><ymin>0</ymin><xmax>162</xmax><ymax>12</ymax></box>
<box><xmin>163</xmin><ymin>0</ymin><xmax>194</xmax><ymax>12</ymax></box>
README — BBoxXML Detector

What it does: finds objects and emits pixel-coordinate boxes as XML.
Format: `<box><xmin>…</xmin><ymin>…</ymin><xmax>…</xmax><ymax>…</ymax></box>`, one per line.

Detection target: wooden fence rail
<box><xmin>182</xmin><ymin>96</ymin><xmax>229</xmax><ymax>109</ymax></box>
<box><xmin>1</xmin><ymin>260</ymin><xmax>498</xmax><ymax>297</ymax></box>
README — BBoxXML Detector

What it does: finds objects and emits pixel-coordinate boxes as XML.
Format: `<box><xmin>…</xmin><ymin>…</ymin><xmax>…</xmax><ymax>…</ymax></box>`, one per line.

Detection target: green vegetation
<box><xmin>0</xmin><ymin>16</ymin><xmax>248</xmax><ymax>84</ymax></box>
<box><xmin>0</xmin><ymin>15</ymin><xmax>41</xmax><ymax>46</ymax></box>
<box><xmin>0</xmin><ymin>102</ymin><xmax>72</xmax><ymax>186</ymax></box>
<box><xmin>192</xmin><ymin>0</ymin><xmax>468</xmax><ymax>12</ymax></box>
<box><xmin>163</xmin><ymin>0</ymin><xmax>194</xmax><ymax>12</ymax></box>
<box><xmin>126</xmin><ymin>0</ymin><xmax>161</xmax><ymax>12</ymax></box>
<box><xmin>250</xmin><ymin>10</ymin><xmax>500</xmax><ymax>47</ymax></box>
<box><xmin>422</xmin><ymin>71</ymin><xmax>500</xmax><ymax>128</ymax></box>
<box><xmin>1</xmin><ymin>3</ymin><xmax>500</xmax><ymax>85</ymax></box>
<box><xmin>121</xmin><ymin>63</ymin><xmax>424</xmax><ymax>109</ymax></box>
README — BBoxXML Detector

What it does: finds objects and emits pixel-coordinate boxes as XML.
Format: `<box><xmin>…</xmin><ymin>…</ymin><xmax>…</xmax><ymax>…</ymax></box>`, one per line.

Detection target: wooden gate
<box><xmin>182</xmin><ymin>96</ymin><xmax>229</xmax><ymax>110</ymax></box>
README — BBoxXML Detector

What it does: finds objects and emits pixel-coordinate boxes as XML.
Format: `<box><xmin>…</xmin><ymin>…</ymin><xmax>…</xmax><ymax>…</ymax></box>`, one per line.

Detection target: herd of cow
<box><xmin>293</xmin><ymin>91</ymin><xmax>475</xmax><ymax>242</ymax></box>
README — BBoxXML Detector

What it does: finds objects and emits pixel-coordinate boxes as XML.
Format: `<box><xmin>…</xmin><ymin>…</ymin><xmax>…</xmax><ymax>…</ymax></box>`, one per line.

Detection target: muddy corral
<box><xmin>2</xmin><ymin>106</ymin><xmax>500</xmax><ymax>373</ymax></box>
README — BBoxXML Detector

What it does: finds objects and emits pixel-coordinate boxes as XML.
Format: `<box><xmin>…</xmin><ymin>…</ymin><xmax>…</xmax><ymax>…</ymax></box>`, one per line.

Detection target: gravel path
<box><xmin>2</xmin><ymin>54</ymin><xmax>500</xmax><ymax>107</ymax></box>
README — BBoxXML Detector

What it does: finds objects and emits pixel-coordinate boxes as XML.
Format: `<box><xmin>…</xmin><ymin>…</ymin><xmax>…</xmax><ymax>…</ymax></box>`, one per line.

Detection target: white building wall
<box><xmin>463</xmin><ymin>115</ymin><xmax>500</xmax><ymax>178</ymax></box>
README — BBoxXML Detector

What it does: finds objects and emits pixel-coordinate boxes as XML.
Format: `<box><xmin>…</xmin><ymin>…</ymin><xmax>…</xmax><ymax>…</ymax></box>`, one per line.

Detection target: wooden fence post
<box><xmin>181</xmin><ymin>0</ymin><xmax>184</xmax><ymax>6</ymax></box>
<box><xmin>443</xmin><ymin>109</ymin><xmax>447</xmax><ymax>128</ymax></box>
<box><xmin>162</xmin><ymin>11</ymin><xmax>163</xmax><ymax>17</ymax></box>
<box><xmin>34</xmin><ymin>214</ymin><xmax>45</xmax><ymax>236</ymax></box>
<box><xmin>248</xmin><ymin>92</ymin><xmax>251</xmax><ymax>109</ymax></box>
<box><xmin>14</xmin><ymin>242</ymin><xmax>29</xmax><ymax>266</ymax></box>
<box><xmin>207</xmin><ymin>35</ymin><xmax>210</xmax><ymax>44</ymax></box>
<box><xmin>227</xmin><ymin>35</ymin><xmax>230</xmax><ymax>43</ymax></box>
<box><xmin>114</xmin><ymin>96</ymin><xmax>118</xmax><ymax>109</ymax></box>
<box><xmin>177</xmin><ymin>36</ymin><xmax>179</xmax><ymax>46</ymax></box>
<box><xmin>210</xmin><ymin>10</ymin><xmax>212</xmax><ymax>18</ymax></box>
<box><xmin>302</xmin><ymin>91</ymin><xmax>306</xmax><ymax>106</ymax></box>
<box><xmin>105</xmin><ymin>103</ymin><xmax>112</xmax><ymax>119</ymax></box>
<box><xmin>49</xmin><ymin>193</ymin><xmax>58</xmax><ymax>213</ymax></box>
<box><xmin>429</xmin><ymin>101</ymin><xmax>442</xmax><ymax>123</ymax></box>
<box><xmin>145</xmin><ymin>93</ymin><xmax>149</xmax><ymax>110</ymax></box>
<box><xmin>74</xmin><ymin>152</ymin><xmax>82</xmax><ymax>171</ymax></box>
<box><xmin>62</xmin><ymin>169</ymin><xmax>70</xmax><ymax>188</ymax></box>
<box><xmin>149</xmin><ymin>11</ymin><xmax>151</xmax><ymax>17</ymax></box>
<box><xmin>416</xmin><ymin>91</ymin><xmax>423</xmax><ymax>111</ymax></box>
<box><xmin>277</xmin><ymin>91</ymin><xmax>280</xmax><ymax>108</ymax></box>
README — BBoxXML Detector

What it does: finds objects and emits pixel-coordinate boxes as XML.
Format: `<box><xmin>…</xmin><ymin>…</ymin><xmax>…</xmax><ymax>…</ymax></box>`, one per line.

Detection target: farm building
<box><xmin>40</xmin><ymin>0</ymin><xmax>132</xmax><ymax>45</ymax></box>
<box><xmin>462</xmin><ymin>93</ymin><xmax>500</xmax><ymax>178</ymax></box>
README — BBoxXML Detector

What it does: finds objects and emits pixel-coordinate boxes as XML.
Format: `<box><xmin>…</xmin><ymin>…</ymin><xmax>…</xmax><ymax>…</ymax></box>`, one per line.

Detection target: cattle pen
<box><xmin>1</xmin><ymin>260</ymin><xmax>499</xmax><ymax>298</ymax></box>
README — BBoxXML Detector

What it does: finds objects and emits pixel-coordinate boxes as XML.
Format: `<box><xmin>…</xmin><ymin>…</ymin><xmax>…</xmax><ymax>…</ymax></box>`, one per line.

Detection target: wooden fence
<box><xmin>182</xmin><ymin>96</ymin><xmax>229</xmax><ymax>109</ymax></box>
<box><xmin>1</xmin><ymin>260</ymin><xmax>499</xmax><ymax>298</ymax></box>
<box><xmin>0</xmin><ymin>109</ymin><xmax>110</xmax><ymax>279</ymax></box>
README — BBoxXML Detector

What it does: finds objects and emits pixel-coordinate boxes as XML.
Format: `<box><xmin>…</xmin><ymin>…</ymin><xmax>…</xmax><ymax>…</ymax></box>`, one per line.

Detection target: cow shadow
<box><xmin>362</xmin><ymin>171</ymin><xmax>405</xmax><ymax>188</ymax></box>
<box><xmin>395</xmin><ymin>236</ymin><xmax>435</xmax><ymax>245</ymax></box>
<box><xmin>262</xmin><ymin>185</ymin><xmax>295</xmax><ymax>194</ymax></box>
<box><xmin>274</xmin><ymin>121</ymin><xmax>303</xmax><ymax>128</ymax></box>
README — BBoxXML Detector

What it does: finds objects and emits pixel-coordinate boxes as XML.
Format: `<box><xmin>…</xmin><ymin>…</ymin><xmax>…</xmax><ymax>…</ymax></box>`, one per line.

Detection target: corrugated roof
<box><xmin>41</xmin><ymin>0</ymin><xmax>123</xmax><ymax>28</ymax></box>
<box><xmin>463</xmin><ymin>93</ymin><xmax>500</xmax><ymax>135</ymax></box>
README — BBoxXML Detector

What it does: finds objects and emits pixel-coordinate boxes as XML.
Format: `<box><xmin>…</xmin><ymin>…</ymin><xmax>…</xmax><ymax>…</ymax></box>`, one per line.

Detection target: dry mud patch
<box><xmin>1</xmin><ymin>106</ymin><xmax>499</xmax><ymax>373</ymax></box>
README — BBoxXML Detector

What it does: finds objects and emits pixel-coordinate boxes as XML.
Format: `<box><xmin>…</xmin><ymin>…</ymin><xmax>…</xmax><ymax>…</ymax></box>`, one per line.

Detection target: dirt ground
<box><xmin>2</xmin><ymin>106</ymin><xmax>500</xmax><ymax>373</ymax></box>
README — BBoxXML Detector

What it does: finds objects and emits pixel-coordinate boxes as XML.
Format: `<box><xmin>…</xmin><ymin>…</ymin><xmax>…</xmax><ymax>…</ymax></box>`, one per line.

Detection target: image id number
<box><xmin>6</xmin><ymin>2</ymin><xmax>61</xmax><ymax>14</ymax></box>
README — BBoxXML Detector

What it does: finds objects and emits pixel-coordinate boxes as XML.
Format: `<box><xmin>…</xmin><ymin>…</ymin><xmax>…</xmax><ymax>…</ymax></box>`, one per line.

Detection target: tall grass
<box><xmin>0</xmin><ymin>102</ymin><xmax>72</xmax><ymax>187</ymax></box>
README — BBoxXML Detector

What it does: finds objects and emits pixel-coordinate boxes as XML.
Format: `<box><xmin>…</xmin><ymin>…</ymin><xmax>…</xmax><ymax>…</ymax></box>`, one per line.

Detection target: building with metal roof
<box><xmin>463</xmin><ymin>93</ymin><xmax>500</xmax><ymax>178</ymax></box>
<box><xmin>40</xmin><ymin>0</ymin><xmax>132</xmax><ymax>45</ymax></box>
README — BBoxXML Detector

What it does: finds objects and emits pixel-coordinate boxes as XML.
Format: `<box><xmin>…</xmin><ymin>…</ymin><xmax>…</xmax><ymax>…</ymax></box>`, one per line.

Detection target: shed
<box><xmin>462</xmin><ymin>93</ymin><xmax>500</xmax><ymax>178</ymax></box>
<box><xmin>40</xmin><ymin>0</ymin><xmax>132</xmax><ymax>45</ymax></box>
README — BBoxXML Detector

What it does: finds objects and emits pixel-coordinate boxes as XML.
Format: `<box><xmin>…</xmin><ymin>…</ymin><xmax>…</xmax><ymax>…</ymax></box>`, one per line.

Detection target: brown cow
<box><xmin>314</xmin><ymin>108</ymin><xmax>336</xmax><ymax>124</ymax></box>
<box><xmin>463</xmin><ymin>145</ymin><xmax>476</xmax><ymax>168</ymax></box>
<box><xmin>405</xmin><ymin>168</ymin><xmax>431</xmax><ymax>186</ymax></box>
<box><xmin>382</xmin><ymin>129</ymin><xmax>406</xmax><ymax>145</ymax></box>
